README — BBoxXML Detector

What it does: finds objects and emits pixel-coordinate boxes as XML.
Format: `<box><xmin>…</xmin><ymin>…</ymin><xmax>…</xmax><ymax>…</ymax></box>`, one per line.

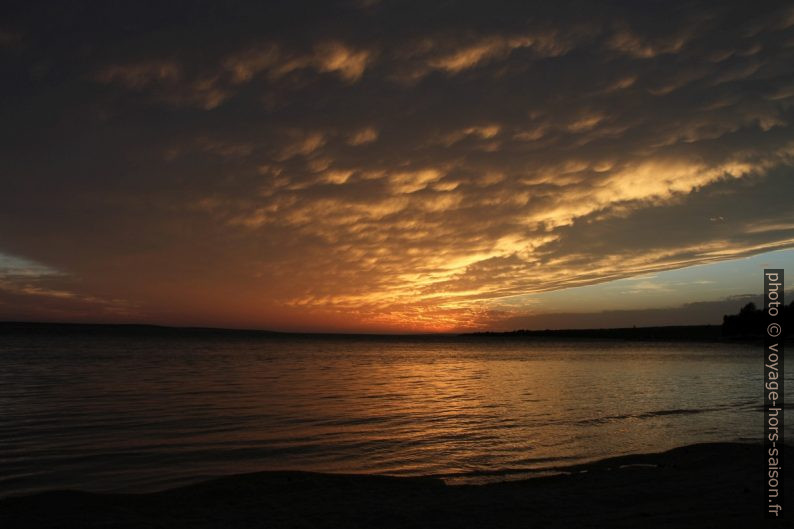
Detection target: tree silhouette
<box><xmin>722</xmin><ymin>300</ymin><xmax>792</xmax><ymax>337</ymax></box>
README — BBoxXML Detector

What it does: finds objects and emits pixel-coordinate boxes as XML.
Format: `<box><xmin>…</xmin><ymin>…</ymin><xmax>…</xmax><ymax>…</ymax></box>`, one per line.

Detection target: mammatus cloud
<box><xmin>225</xmin><ymin>41</ymin><xmax>372</xmax><ymax>83</ymax></box>
<box><xmin>347</xmin><ymin>127</ymin><xmax>379</xmax><ymax>146</ymax></box>
<box><xmin>1</xmin><ymin>1</ymin><xmax>794</xmax><ymax>331</ymax></box>
<box><xmin>96</xmin><ymin>40</ymin><xmax>374</xmax><ymax>109</ymax></box>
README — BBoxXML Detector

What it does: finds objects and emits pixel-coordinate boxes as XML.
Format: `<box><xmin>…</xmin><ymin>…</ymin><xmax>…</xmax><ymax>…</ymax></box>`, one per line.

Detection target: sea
<box><xmin>0</xmin><ymin>332</ymin><xmax>788</xmax><ymax>497</ymax></box>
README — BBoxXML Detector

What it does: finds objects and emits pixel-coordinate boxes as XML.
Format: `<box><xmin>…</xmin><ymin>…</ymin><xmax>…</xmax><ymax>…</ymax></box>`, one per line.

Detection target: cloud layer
<box><xmin>1</xmin><ymin>1</ymin><xmax>793</xmax><ymax>331</ymax></box>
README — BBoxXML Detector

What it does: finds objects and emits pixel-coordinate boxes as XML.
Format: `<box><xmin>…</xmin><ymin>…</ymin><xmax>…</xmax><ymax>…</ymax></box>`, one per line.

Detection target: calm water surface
<box><xmin>0</xmin><ymin>334</ymin><xmax>787</xmax><ymax>496</ymax></box>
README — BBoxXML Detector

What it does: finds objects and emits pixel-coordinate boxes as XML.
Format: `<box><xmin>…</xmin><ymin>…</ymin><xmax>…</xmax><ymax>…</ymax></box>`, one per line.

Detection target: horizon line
<box><xmin>0</xmin><ymin>320</ymin><xmax>723</xmax><ymax>337</ymax></box>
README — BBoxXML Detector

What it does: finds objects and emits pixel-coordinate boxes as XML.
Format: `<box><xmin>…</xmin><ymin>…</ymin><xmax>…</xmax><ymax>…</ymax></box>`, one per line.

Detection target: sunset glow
<box><xmin>1</xmin><ymin>2</ymin><xmax>793</xmax><ymax>332</ymax></box>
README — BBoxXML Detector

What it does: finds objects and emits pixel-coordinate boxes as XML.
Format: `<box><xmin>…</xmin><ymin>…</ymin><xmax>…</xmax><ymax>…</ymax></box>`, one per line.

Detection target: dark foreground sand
<box><xmin>1</xmin><ymin>443</ymin><xmax>788</xmax><ymax>528</ymax></box>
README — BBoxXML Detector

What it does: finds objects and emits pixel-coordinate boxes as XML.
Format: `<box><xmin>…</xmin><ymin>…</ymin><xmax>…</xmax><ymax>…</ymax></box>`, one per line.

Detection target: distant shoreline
<box><xmin>465</xmin><ymin>325</ymin><xmax>736</xmax><ymax>342</ymax></box>
<box><xmin>0</xmin><ymin>321</ymin><xmax>778</xmax><ymax>342</ymax></box>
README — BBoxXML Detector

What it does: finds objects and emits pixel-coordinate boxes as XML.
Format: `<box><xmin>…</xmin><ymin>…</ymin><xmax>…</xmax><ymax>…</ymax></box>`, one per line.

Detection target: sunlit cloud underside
<box><xmin>0</xmin><ymin>2</ymin><xmax>793</xmax><ymax>331</ymax></box>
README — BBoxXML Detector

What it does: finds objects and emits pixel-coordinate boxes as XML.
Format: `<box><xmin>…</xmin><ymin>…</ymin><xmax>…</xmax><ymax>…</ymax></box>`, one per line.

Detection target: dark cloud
<box><xmin>1</xmin><ymin>1</ymin><xmax>793</xmax><ymax>330</ymax></box>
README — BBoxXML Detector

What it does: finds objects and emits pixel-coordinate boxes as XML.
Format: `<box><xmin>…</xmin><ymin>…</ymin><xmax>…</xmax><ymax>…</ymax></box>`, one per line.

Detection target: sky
<box><xmin>1</xmin><ymin>1</ymin><xmax>793</xmax><ymax>332</ymax></box>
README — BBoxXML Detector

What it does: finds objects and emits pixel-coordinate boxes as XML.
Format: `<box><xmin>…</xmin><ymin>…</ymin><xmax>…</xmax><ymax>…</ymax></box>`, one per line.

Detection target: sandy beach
<box><xmin>1</xmin><ymin>442</ymin><xmax>786</xmax><ymax>528</ymax></box>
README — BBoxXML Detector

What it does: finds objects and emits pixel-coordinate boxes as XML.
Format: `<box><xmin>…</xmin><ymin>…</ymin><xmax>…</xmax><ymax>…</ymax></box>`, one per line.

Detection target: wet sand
<box><xmin>0</xmin><ymin>442</ymin><xmax>787</xmax><ymax>528</ymax></box>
